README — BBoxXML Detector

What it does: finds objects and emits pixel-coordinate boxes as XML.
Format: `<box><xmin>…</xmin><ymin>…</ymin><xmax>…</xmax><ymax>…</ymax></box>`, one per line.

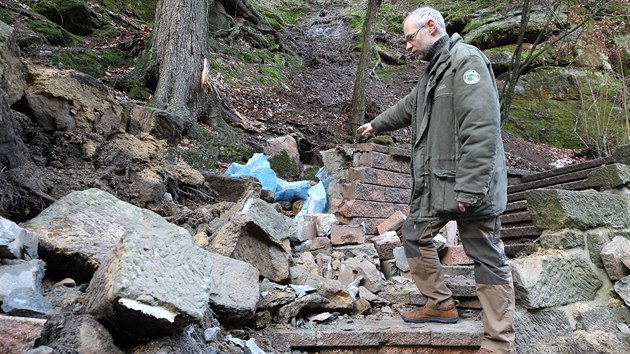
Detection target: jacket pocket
<box><xmin>431</xmin><ymin>169</ymin><xmax>459</xmax><ymax>215</ymax></box>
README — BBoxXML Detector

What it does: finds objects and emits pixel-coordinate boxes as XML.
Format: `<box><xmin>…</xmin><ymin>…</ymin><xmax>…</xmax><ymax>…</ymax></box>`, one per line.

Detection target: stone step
<box><xmin>256</xmin><ymin>315</ymin><xmax>483</xmax><ymax>353</ymax></box>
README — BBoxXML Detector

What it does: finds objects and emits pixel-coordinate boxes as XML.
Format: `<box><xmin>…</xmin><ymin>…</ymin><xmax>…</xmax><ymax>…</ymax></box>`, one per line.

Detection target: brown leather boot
<box><xmin>401</xmin><ymin>302</ymin><xmax>459</xmax><ymax>324</ymax></box>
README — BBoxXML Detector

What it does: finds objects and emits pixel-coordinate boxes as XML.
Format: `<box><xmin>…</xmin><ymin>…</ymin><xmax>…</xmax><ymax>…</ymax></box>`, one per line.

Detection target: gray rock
<box><xmin>576</xmin><ymin>305</ymin><xmax>630</xmax><ymax>339</ymax></box>
<box><xmin>549</xmin><ymin>330</ymin><xmax>629</xmax><ymax>354</ymax></box>
<box><xmin>209</xmin><ymin>194</ymin><xmax>293</xmax><ymax>283</ymax></box>
<box><xmin>514</xmin><ymin>308</ymin><xmax>573</xmax><ymax>354</ymax></box>
<box><xmin>338</xmin><ymin>256</ymin><xmax>385</xmax><ymax>293</ymax></box>
<box><xmin>378</xmin><ymin>277</ymin><xmax>426</xmax><ymax>306</ymax></box>
<box><xmin>334</xmin><ymin>243</ymin><xmax>380</xmax><ymax>266</ymax></box>
<box><xmin>22</xmin><ymin>188</ymin><xmax>198</xmax><ymax>283</ymax></box>
<box><xmin>1</xmin><ymin>287</ymin><xmax>53</xmax><ymax>318</ymax></box>
<box><xmin>84</xmin><ymin>228</ymin><xmax>215</xmax><ymax>339</ymax></box>
<box><xmin>203</xmin><ymin>327</ymin><xmax>221</xmax><ymax>342</ymax></box>
<box><xmin>393</xmin><ymin>246</ymin><xmax>409</xmax><ymax>272</ymax></box>
<box><xmin>600</xmin><ymin>236</ymin><xmax>630</xmax><ymax>280</ymax></box>
<box><xmin>526</xmin><ymin>189</ymin><xmax>630</xmax><ymax>230</ymax></box>
<box><xmin>0</xmin><ymin>259</ymin><xmax>45</xmax><ymax>301</ymax></box>
<box><xmin>586</xmin><ymin>228</ymin><xmax>613</xmax><ymax>269</ymax></box>
<box><xmin>512</xmin><ymin>252</ymin><xmax>602</xmax><ymax>309</ymax></box>
<box><xmin>588</xmin><ymin>163</ymin><xmax>630</xmax><ymax>191</ymax></box>
<box><xmin>539</xmin><ymin>228</ymin><xmax>585</xmax><ymax>250</ymax></box>
<box><xmin>207</xmin><ymin>253</ymin><xmax>259</xmax><ymax>326</ymax></box>
<box><xmin>290</xmin><ymin>265</ymin><xmax>345</xmax><ymax>298</ymax></box>
<box><xmin>0</xmin><ymin>217</ymin><xmax>25</xmax><ymax>259</ymax></box>
<box><xmin>0</xmin><ymin>217</ymin><xmax>38</xmax><ymax>260</ymax></box>
<box><xmin>614</xmin><ymin>275</ymin><xmax>630</xmax><ymax>306</ymax></box>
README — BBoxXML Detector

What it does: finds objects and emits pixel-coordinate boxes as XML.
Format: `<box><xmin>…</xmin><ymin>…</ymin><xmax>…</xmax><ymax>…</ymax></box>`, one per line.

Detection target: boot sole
<box><xmin>401</xmin><ymin>316</ymin><xmax>460</xmax><ymax>324</ymax></box>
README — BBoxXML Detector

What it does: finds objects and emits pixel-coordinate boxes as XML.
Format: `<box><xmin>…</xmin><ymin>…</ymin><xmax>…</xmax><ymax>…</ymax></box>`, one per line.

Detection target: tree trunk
<box><xmin>349</xmin><ymin>0</ymin><xmax>381</xmax><ymax>137</ymax></box>
<box><xmin>150</xmin><ymin>0</ymin><xmax>210</xmax><ymax>122</ymax></box>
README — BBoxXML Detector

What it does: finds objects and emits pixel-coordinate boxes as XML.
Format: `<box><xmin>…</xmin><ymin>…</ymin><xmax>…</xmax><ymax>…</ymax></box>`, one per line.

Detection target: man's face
<box><xmin>403</xmin><ymin>19</ymin><xmax>431</xmax><ymax>59</ymax></box>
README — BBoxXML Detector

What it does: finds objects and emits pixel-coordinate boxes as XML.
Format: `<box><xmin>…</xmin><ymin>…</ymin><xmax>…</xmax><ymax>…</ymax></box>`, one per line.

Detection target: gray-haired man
<box><xmin>357</xmin><ymin>6</ymin><xmax>515</xmax><ymax>354</ymax></box>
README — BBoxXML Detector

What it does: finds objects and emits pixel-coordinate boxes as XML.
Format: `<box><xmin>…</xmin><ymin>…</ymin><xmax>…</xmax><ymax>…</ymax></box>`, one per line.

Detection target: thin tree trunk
<box><xmin>150</xmin><ymin>0</ymin><xmax>210</xmax><ymax>122</ymax></box>
<box><xmin>350</xmin><ymin>0</ymin><xmax>381</xmax><ymax>137</ymax></box>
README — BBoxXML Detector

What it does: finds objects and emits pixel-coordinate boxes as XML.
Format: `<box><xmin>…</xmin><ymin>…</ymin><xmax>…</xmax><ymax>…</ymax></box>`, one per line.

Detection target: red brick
<box><xmin>347</xmin><ymin>167</ymin><xmax>412</xmax><ymax>188</ymax></box>
<box><xmin>0</xmin><ymin>315</ymin><xmax>46</xmax><ymax>354</ymax></box>
<box><xmin>340</xmin><ymin>182</ymin><xmax>409</xmax><ymax>204</ymax></box>
<box><xmin>353</xmin><ymin>151</ymin><xmax>410</xmax><ymax>173</ymax></box>
<box><xmin>332</xmin><ymin>199</ymin><xmax>409</xmax><ymax>219</ymax></box>
<box><xmin>441</xmin><ymin>245</ymin><xmax>474</xmax><ymax>265</ymax></box>
<box><xmin>337</xmin><ymin>216</ymin><xmax>384</xmax><ymax>236</ymax></box>
<box><xmin>377</xmin><ymin>211</ymin><xmax>407</xmax><ymax>235</ymax></box>
<box><xmin>330</xmin><ymin>224</ymin><xmax>365</xmax><ymax>245</ymax></box>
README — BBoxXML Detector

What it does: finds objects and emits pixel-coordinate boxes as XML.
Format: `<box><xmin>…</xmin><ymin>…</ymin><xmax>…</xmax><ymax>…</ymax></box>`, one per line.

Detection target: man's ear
<box><xmin>427</xmin><ymin>19</ymin><xmax>436</xmax><ymax>34</ymax></box>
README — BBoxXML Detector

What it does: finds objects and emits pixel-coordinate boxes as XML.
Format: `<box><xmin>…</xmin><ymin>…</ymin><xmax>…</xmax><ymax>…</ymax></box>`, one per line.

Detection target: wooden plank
<box><xmin>520</xmin><ymin>156</ymin><xmax>613</xmax><ymax>183</ymax></box>
<box><xmin>508</xmin><ymin>168</ymin><xmax>593</xmax><ymax>193</ymax></box>
<box><xmin>505</xmin><ymin>200</ymin><xmax>528</xmax><ymax>212</ymax></box>
<box><xmin>501</xmin><ymin>211</ymin><xmax>532</xmax><ymax>225</ymax></box>
<box><xmin>500</xmin><ymin>225</ymin><xmax>541</xmax><ymax>238</ymax></box>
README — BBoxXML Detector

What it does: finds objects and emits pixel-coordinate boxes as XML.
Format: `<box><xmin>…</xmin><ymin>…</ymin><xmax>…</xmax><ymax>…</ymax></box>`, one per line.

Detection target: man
<box><xmin>357</xmin><ymin>6</ymin><xmax>515</xmax><ymax>354</ymax></box>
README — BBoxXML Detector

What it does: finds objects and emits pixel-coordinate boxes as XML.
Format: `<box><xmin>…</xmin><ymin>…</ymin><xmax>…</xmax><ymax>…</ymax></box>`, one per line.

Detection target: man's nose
<box><xmin>405</xmin><ymin>42</ymin><xmax>413</xmax><ymax>51</ymax></box>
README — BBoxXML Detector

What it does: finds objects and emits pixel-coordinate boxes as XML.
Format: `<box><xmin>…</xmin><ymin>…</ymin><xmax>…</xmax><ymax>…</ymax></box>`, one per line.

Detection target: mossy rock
<box><xmin>27</xmin><ymin>19</ymin><xmax>78</xmax><ymax>46</ymax></box>
<box><xmin>507</xmin><ymin>66</ymin><xmax>627</xmax><ymax>151</ymax></box>
<box><xmin>50</xmin><ymin>47</ymin><xmax>132</xmax><ymax>78</ymax></box>
<box><xmin>32</xmin><ymin>0</ymin><xmax>96</xmax><ymax>36</ymax></box>
<box><xmin>268</xmin><ymin>151</ymin><xmax>300</xmax><ymax>181</ymax></box>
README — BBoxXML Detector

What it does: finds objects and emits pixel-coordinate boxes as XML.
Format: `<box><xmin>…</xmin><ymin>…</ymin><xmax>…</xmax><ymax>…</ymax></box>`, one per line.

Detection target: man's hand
<box><xmin>458</xmin><ymin>202</ymin><xmax>470</xmax><ymax>213</ymax></box>
<box><xmin>356</xmin><ymin>123</ymin><xmax>374</xmax><ymax>137</ymax></box>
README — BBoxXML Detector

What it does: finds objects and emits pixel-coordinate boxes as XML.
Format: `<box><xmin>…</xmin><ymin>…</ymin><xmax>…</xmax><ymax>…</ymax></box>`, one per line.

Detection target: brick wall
<box><xmin>325</xmin><ymin>143</ymin><xmax>411</xmax><ymax>237</ymax></box>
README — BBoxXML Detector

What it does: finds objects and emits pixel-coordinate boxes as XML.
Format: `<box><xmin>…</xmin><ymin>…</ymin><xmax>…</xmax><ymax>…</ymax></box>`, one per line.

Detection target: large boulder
<box><xmin>32</xmin><ymin>0</ymin><xmax>96</xmax><ymax>36</ymax></box>
<box><xmin>526</xmin><ymin>189</ymin><xmax>630</xmax><ymax>231</ymax></box>
<box><xmin>84</xmin><ymin>227</ymin><xmax>214</xmax><ymax>339</ymax></box>
<box><xmin>588</xmin><ymin>163</ymin><xmax>630</xmax><ymax>191</ymax></box>
<box><xmin>21</xmin><ymin>188</ymin><xmax>200</xmax><ymax>283</ymax></box>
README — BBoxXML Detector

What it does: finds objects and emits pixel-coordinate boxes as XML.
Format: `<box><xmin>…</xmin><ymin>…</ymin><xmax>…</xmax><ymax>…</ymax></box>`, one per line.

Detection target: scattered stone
<box><xmin>371</xmin><ymin>231</ymin><xmax>401</xmax><ymax>260</ymax></box>
<box><xmin>587</xmin><ymin>163</ymin><xmax>630</xmax><ymax>191</ymax></box>
<box><xmin>1</xmin><ymin>287</ymin><xmax>54</xmax><ymax>318</ymax></box>
<box><xmin>377</xmin><ymin>211</ymin><xmax>406</xmax><ymax>235</ymax></box>
<box><xmin>204</xmin><ymin>327</ymin><xmax>221</xmax><ymax>342</ymax></box>
<box><xmin>600</xmin><ymin>236</ymin><xmax>630</xmax><ymax>280</ymax></box>
<box><xmin>614</xmin><ymin>275</ymin><xmax>630</xmax><ymax>306</ymax></box>
<box><xmin>53</xmin><ymin>278</ymin><xmax>76</xmax><ymax>288</ymax></box>
<box><xmin>354</xmin><ymin>298</ymin><xmax>372</xmax><ymax>315</ymax></box>
<box><xmin>330</xmin><ymin>224</ymin><xmax>364</xmax><ymax>245</ymax></box>
<box><xmin>309</xmin><ymin>237</ymin><xmax>332</xmax><ymax>256</ymax></box>
<box><xmin>0</xmin><ymin>259</ymin><xmax>45</xmax><ymax>302</ymax></box>
<box><xmin>207</xmin><ymin>253</ymin><xmax>260</xmax><ymax>326</ymax></box>
<box><xmin>338</xmin><ymin>256</ymin><xmax>385</xmax><ymax>293</ymax></box>
<box><xmin>393</xmin><ymin>246</ymin><xmax>409</xmax><ymax>272</ymax></box>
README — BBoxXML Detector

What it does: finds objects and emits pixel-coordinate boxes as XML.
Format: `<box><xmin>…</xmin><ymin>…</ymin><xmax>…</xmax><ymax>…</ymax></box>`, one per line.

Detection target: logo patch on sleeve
<box><xmin>463</xmin><ymin>70</ymin><xmax>480</xmax><ymax>85</ymax></box>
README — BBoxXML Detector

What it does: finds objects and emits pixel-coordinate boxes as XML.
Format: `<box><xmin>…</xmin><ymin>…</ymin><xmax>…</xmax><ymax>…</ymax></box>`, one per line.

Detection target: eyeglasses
<box><xmin>405</xmin><ymin>23</ymin><xmax>426</xmax><ymax>43</ymax></box>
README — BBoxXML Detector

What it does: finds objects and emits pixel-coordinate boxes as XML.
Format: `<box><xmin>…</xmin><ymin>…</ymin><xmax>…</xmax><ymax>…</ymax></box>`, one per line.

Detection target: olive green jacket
<box><xmin>371</xmin><ymin>33</ymin><xmax>507</xmax><ymax>221</ymax></box>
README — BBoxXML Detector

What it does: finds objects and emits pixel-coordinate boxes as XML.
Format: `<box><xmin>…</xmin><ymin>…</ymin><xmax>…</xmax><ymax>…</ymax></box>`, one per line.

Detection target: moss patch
<box><xmin>268</xmin><ymin>151</ymin><xmax>300</xmax><ymax>180</ymax></box>
<box><xmin>27</xmin><ymin>18</ymin><xmax>78</xmax><ymax>46</ymax></box>
<box><xmin>181</xmin><ymin>122</ymin><xmax>253</xmax><ymax>172</ymax></box>
<box><xmin>50</xmin><ymin>47</ymin><xmax>132</xmax><ymax>78</ymax></box>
